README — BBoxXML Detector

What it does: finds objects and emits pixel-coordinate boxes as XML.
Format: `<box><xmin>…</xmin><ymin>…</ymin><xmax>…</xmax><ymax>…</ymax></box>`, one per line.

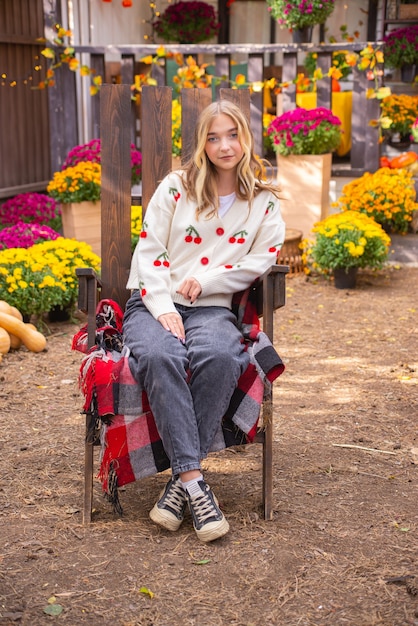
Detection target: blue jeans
<box><xmin>123</xmin><ymin>291</ymin><xmax>250</xmax><ymax>475</ymax></box>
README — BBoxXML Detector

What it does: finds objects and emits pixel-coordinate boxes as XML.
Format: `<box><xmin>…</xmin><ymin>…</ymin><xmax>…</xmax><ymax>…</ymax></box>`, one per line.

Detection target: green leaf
<box><xmin>43</xmin><ymin>604</ymin><xmax>63</xmax><ymax>616</ymax></box>
<box><xmin>194</xmin><ymin>559</ymin><xmax>211</xmax><ymax>565</ymax></box>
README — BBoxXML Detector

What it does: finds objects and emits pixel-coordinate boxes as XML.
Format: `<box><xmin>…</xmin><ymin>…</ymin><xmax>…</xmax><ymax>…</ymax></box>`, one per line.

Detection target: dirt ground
<box><xmin>0</xmin><ymin>265</ymin><xmax>417</xmax><ymax>626</ymax></box>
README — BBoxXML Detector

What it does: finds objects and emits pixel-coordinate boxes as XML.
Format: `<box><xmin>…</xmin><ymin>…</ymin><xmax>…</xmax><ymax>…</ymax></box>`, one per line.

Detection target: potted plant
<box><xmin>383</xmin><ymin>25</ymin><xmax>418</xmax><ymax>81</ymax></box>
<box><xmin>267</xmin><ymin>106</ymin><xmax>343</xmax><ymax>156</ymax></box>
<box><xmin>153</xmin><ymin>1</ymin><xmax>220</xmax><ymax>44</ymax></box>
<box><xmin>62</xmin><ymin>138</ymin><xmax>142</xmax><ymax>186</ymax></box>
<box><xmin>380</xmin><ymin>93</ymin><xmax>418</xmax><ymax>147</ymax></box>
<box><xmin>266</xmin><ymin>107</ymin><xmax>342</xmax><ymax>235</ymax></box>
<box><xmin>333</xmin><ymin>167</ymin><xmax>418</xmax><ymax>235</ymax></box>
<box><xmin>0</xmin><ymin>238</ymin><xmax>100</xmax><ymax>319</ymax></box>
<box><xmin>301</xmin><ymin>211</ymin><xmax>391</xmax><ymax>289</ymax></box>
<box><xmin>47</xmin><ymin>161</ymin><xmax>102</xmax><ymax>255</ymax></box>
<box><xmin>0</xmin><ymin>222</ymin><xmax>60</xmax><ymax>250</ymax></box>
<box><xmin>0</xmin><ymin>193</ymin><xmax>61</xmax><ymax>232</ymax></box>
<box><xmin>266</xmin><ymin>0</ymin><xmax>336</xmax><ymax>42</ymax></box>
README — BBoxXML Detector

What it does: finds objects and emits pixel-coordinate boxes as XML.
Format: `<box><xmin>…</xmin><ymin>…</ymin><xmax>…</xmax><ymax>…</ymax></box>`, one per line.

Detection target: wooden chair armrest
<box><xmin>76</xmin><ymin>267</ymin><xmax>103</xmax><ymax>349</ymax></box>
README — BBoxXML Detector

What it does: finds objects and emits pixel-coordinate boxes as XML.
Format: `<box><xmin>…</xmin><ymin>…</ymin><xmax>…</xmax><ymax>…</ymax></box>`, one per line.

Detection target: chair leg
<box><xmin>262</xmin><ymin>405</ymin><xmax>274</xmax><ymax>521</ymax></box>
<box><xmin>83</xmin><ymin>415</ymin><xmax>94</xmax><ymax>524</ymax></box>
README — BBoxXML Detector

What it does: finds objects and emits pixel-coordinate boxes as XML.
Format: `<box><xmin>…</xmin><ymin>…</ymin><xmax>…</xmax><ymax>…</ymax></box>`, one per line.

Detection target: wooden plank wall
<box><xmin>0</xmin><ymin>0</ymin><xmax>51</xmax><ymax>198</ymax></box>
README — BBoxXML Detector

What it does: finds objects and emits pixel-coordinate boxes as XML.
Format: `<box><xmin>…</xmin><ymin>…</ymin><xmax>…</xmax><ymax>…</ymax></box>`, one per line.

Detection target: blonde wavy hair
<box><xmin>179</xmin><ymin>99</ymin><xmax>280</xmax><ymax>219</ymax></box>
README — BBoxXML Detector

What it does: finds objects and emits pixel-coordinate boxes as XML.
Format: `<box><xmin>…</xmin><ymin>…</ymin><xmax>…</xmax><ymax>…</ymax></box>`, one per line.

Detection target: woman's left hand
<box><xmin>176</xmin><ymin>277</ymin><xmax>202</xmax><ymax>304</ymax></box>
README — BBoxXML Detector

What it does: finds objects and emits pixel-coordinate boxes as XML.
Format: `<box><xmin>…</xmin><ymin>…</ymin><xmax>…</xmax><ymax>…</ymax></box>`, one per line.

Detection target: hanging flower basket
<box><xmin>154</xmin><ymin>1</ymin><xmax>220</xmax><ymax>44</ymax></box>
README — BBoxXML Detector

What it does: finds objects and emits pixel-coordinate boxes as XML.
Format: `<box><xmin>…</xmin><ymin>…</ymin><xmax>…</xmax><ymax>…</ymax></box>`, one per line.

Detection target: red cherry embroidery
<box><xmin>140</xmin><ymin>231</ymin><xmax>147</xmax><ymax>238</ymax></box>
<box><xmin>185</xmin><ymin>226</ymin><xmax>201</xmax><ymax>244</ymax></box>
<box><xmin>154</xmin><ymin>252</ymin><xmax>170</xmax><ymax>267</ymax></box>
<box><xmin>201</xmin><ymin>257</ymin><xmax>209</xmax><ymax>265</ymax></box>
<box><xmin>225</xmin><ymin>264</ymin><xmax>233</xmax><ymax>269</ymax></box>
<box><xmin>216</xmin><ymin>228</ymin><xmax>224</xmax><ymax>236</ymax></box>
<box><xmin>141</xmin><ymin>288</ymin><xmax>147</xmax><ymax>296</ymax></box>
<box><xmin>229</xmin><ymin>230</ymin><xmax>248</xmax><ymax>244</ymax></box>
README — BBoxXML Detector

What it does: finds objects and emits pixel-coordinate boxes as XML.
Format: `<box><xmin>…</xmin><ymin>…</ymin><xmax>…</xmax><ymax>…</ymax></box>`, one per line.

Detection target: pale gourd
<box><xmin>0</xmin><ymin>302</ymin><xmax>24</xmax><ymax>348</ymax></box>
<box><xmin>0</xmin><ymin>327</ymin><xmax>11</xmax><ymax>354</ymax></box>
<box><xmin>9</xmin><ymin>334</ymin><xmax>22</xmax><ymax>350</ymax></box>
<box><xmin>0</xmin><ymin>300</ymin><xmax>13</xmax><ymax>315</ymax></box>
<box><xmin>0</xmin><ymin>311</ymin><xmax>47</xmax><ymax>353</ymax></box>
<box><xmin>9</xmin><ymin>305</ymin><xmax>23</xmax><ymax>321</ymax></box>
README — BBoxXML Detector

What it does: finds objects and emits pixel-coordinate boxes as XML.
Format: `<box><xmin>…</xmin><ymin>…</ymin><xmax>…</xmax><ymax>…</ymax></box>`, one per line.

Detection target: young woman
<box><xmin>123</xmin><ymin>99</ymin><xmax>285</xmax><ymax>542</ymax></box>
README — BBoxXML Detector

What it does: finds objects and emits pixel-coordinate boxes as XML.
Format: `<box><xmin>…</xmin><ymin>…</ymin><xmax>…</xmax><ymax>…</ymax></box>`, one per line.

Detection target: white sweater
<box><xmin>127</xmin><ymin>171</ymin><xmax>286</xmax><ymax>319</ymax></box>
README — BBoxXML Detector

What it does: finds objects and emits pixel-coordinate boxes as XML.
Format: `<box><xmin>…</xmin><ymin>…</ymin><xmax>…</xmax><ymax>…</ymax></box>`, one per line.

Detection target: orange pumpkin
<box><xmin>390</xmin><ymin>151</ymin><xmax>418</xmax><ymax>170</ymax></box>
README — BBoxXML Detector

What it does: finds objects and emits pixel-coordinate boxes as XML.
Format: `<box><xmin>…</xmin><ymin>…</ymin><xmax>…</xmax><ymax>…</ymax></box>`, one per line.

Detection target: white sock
<box><xmin>181</xmin><ymin>474</ymin><xmax>204</xmax><ymax>498</ymax></box>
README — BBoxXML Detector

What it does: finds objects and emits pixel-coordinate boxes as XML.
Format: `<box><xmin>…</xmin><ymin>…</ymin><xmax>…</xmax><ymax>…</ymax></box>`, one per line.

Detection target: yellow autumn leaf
<box><xmin>140</xmin><ymin>55</ymin><xmax>154</xmax><ymax>65</ymax></box>
<box><xmin>139</xmin><ymin>586</ymin><xmax>155</xmax><ymax>599</ymax></box>
<box><xmin>80</xmin><ymin>65</ymin><xmax>91</xmax><ymax>77</ymax></box>
<box><xmin>41</xmin><ymin>48</ymin><xmax>55</xmax><ymax>59</ymax></box>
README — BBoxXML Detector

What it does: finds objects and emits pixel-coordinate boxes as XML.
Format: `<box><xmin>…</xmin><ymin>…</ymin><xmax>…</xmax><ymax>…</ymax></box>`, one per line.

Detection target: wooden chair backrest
<box><xmin>99</xmin><ymin>84</ymin><xmax>251</xmax><ymax>310</ymax></box>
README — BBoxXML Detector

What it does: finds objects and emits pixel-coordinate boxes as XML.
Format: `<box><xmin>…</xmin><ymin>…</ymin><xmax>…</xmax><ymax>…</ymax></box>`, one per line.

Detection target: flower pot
<box><xmin>333</xmin><ymin>267</ymin><xmax>358</xmax><ymax>290</ymax></box>
<box><xmin>61</xmin><ymin>200</ymin><xmax>101</xmax><ymax>257</ymax></box>
<box><xmin>291</xmin><ymin>26</ymin><xmax>313</xmax><ymax>43</ymax></box>
<box><xmin>47</xmin><ymin>305</ymin><xmax>72</xmax><ymax>322</ymax></box>
<box><xmin>276</xmin><ymin>153</ymin><xmax>332</xmax><ymax>237</ymax></box>
<box><xmin>401</xmin><ymin>64</ymin><xmax>417</xmax><ymax>83</ymax></box>
<box><xmin>399</xmin><ymin>4</ymin><xmax>418</xmax><ymax>19</ymax></box>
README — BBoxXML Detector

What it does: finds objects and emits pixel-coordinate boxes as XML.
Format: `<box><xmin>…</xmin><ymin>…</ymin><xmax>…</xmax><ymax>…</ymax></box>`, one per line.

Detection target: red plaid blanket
<box><xmin>72</xmin><ymin>286</ymin><xmax>284</xmax><ymax>513</ymax></box>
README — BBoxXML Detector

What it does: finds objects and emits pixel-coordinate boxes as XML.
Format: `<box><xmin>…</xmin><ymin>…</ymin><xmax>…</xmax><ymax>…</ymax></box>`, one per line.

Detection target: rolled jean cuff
<box><xmin>174</xmin><ymin>462</ymin><xmax>202</xmax><ymax>475</ymax></box>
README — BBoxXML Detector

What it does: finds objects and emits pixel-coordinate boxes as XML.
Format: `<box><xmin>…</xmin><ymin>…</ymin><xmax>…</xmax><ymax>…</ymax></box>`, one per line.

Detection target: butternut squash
<box><xmin>0</xmin><ymin>327</ymin><xmax>11</xmax><ymax>354</ymax></box>
<box><xmin>0</xmin><ymin>300</ymin><xmax>13</xmax><ymax>315</ymax></box>
<box><xmin>8</xmin><ymin>334</ymin><xmax>22</xmax><ymax>351</ymax></box>
<box><xmin>9</xmin><ymin>305</ymin><xmax>23</xmax><ymax>321</ymax></box>
<box><xmin>0</xmin><ymin>311</ymin><xmax>46</xmax><ymax>353</ymax></box>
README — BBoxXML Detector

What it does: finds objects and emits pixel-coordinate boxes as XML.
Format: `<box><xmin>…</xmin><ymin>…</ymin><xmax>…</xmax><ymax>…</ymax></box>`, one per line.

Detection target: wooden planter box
<box><xmin>399</xmin><ymin>3</ymin><xmax>418</xmax><ymax>19</ymax></box>
<box><xmin>276</xmin><ymin>153</ymin><xmax>332</xmax><ymax>237</ymax></box>
<box><xmin>61</xmin><ymin>200</ymin><xmax>101</xmax><ymax>257</ymax></box>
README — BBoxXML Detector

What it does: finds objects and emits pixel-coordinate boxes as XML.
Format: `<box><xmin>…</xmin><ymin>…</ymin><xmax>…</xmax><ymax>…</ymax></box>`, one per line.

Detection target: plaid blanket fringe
<box><xmin>72</xmin><ymin>287</ymin><xmax>284</xmax><ymax>514</ymax></box>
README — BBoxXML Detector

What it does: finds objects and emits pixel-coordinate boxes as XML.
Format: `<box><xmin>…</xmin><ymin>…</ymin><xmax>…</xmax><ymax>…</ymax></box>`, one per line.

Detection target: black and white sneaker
<box><xmin>149</xmin><ymin>476</ymin><xmax>187</xmax><ymax>532</ymax></box>
<box><xmin>186</xmin><ymin>480</ymin><xmax>229</xmax><ymax>542</ymax></box>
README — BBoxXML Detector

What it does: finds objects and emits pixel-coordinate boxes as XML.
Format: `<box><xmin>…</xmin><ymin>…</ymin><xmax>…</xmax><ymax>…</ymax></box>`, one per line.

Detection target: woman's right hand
<box><xmin>157</xmin><ymin>312</ymin><xmax>185</xmax><ymax>343</ymax></box>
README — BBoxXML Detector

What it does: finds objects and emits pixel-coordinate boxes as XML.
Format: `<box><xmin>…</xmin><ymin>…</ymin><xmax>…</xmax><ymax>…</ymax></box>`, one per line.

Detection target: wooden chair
<box><xmin>76</xmin><ymin>84</ymin><xmax>289</xmax><ymax>524</ymax></box>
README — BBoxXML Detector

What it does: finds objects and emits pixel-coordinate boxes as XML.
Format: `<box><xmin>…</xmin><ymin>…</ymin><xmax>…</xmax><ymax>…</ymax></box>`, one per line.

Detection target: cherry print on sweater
<box><xmin>265</xmin><ymin>201</ymin><xmax>274</xmax><ymax>215</ymax></box>
<box><xmin>216</xmin><ymin>228</ymin><xmax>224</xmax><ymax>236</ymax></box>
<box><xmin>154</xmin><ymin>252</ymin><xmax>170</xmax><ymax>267</ymax></box>
<box><xmin>169</xmin><ymin>187</ymin><xmax>181</xmax><ymax>202</ymax></box>
<box><xmin>140</xmin><ymin>221</ymin><xmax>148</xmax><ymax>238</ymax></box>
<box><xmin>185</xmin><ymin>226</ymin><xmax>202</xmax><ymax>244</ymax></box>
<box><xmin>229</xmin><ymin>230</ymin><xmax>248</xmax><ymax>244</ymax></box>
